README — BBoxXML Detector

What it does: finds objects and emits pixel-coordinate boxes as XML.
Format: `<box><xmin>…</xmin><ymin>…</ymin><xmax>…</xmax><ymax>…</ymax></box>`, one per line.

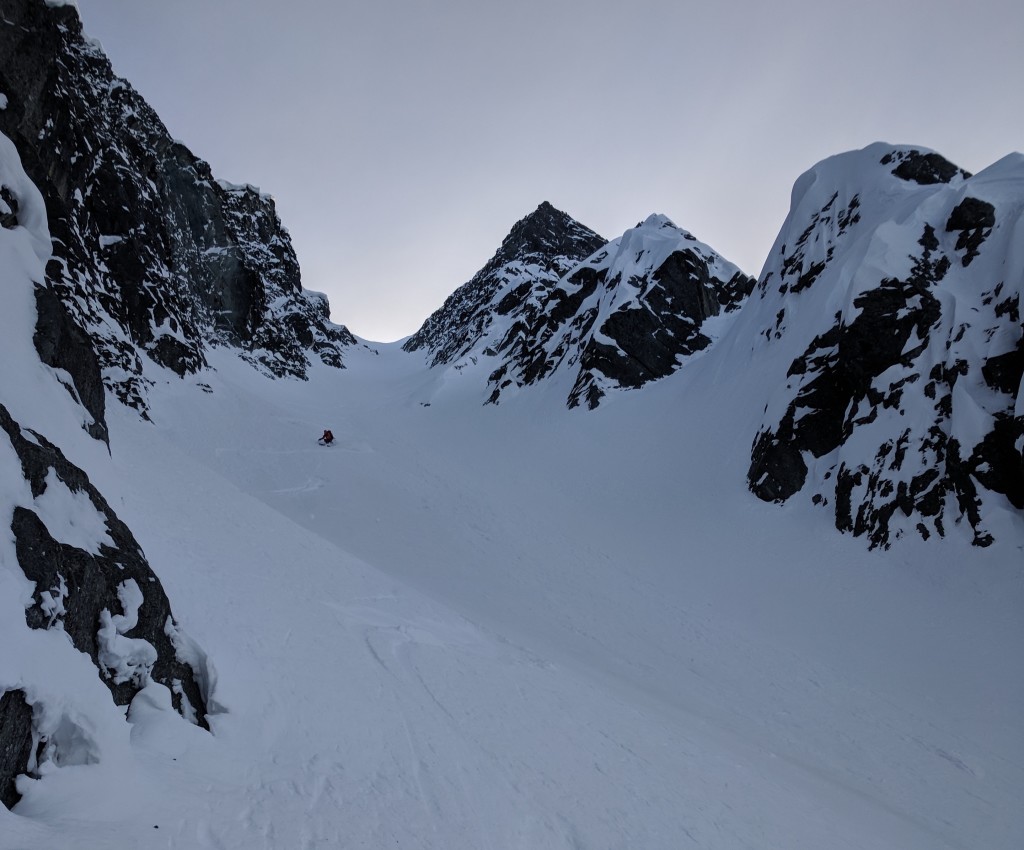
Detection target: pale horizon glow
<box><xmin>74</xmin><ymin>0</ymin><xmax>1024</xmax><ymax>342</ymax></box>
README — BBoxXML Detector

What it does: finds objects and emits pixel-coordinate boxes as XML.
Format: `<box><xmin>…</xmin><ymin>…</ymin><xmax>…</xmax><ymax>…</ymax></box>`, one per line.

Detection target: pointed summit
<box><xmin>491</xmin><ymin>201</ymin><xmax>603</xmax><ymax>268</ymax></box>
<box><xmin>403</xmin><ymin>203</ymin><xmax>605</xmax><ymax>365</ymax></box>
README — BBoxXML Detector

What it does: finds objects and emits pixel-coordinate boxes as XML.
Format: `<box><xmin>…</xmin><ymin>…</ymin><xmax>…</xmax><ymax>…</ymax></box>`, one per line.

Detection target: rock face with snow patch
<box><xmin>0</xmin><ymin>103</ymin><xmax>213</xmax><ymax>810</ymax></box>
<box><xmin>747</xmin><ymin>144</ymin><xmax>1024</xmax><ymax>548</ymax></box>
<box><xmin>0</xmin><ymin>0</ymin><xmax>355</xmax><ymax>423</ymax></box>
<box><xmin>2</xmin><ymin>402</ymin><xmax>211</xmax><ymax>727</ymax></box>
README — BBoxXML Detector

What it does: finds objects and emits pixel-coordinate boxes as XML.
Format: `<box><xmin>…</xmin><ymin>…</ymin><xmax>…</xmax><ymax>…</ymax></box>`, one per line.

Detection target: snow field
<box><xmin>10</xmin><ymin>338</ymin><xmax>1004</xmax><ymax>849</ymax></box>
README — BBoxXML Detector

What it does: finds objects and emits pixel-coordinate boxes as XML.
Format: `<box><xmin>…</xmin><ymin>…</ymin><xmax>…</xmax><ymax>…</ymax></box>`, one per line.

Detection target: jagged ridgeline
<box><xmin>405</xmin><ymin>202</ymin><xmax>754</xmax><ymax>408</ymax></box>
<box><xmin>747</xmin><ymin>145</ymin><xmax>1024</xmax><ymax>549</ymax></box>
<box><xmin>0</xmin><ymin>0</ymin><xmax>355</xmax><ymax>427</ymax></box>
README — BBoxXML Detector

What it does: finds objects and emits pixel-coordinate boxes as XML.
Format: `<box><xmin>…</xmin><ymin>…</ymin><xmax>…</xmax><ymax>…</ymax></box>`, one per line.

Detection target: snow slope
<box><xmin>2</xmin><ymin>334</ymin><xmax>1017</xmax><ymax>849</ymax></box>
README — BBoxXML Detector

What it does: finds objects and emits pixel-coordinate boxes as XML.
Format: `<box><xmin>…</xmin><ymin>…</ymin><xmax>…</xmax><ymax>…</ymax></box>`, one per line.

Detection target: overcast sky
<box><xmin>75</xmin><ymin>0</ymin><xmax>1022</xmax><ymax>342</ymax></box>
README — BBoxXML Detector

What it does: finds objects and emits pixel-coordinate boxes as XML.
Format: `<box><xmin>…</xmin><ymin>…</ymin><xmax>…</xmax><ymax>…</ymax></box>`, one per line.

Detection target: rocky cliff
<box><xmin>0</xmin><ymin>0</ymin><xmax>355</xmax><ymax>430</ymax></box>
<box><xmin>0</xmin><ymin>133</ymin><xmax>213</xmax><ymax>808</ymax></box>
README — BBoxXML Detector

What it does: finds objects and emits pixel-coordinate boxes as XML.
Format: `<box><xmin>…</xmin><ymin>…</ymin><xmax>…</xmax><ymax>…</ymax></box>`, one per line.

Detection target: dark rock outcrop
<box><xmin>33</xmin><ymin>284</ymin><xmax>108</xmax><ymax>442</ymax></box>
<box><xmin>944</xmin><ymin>197</ymin><xmax>995</xmax><ymax>266</ymax></box>
<box><xmin>881</xmin><ymin>149</ymin><xmax>969</xmax><ymax>185</ymax></box>
<box><xmin>0</xmin><ymin>689</ymin><xmax>34</xmax><ymax>810</ymax></box>
<box><xmin>0</xmin><ymin>0</ymin><xmax>355</xmax><ymax>423</ymax></box>
<box><xmin>1</xmin><ymin>403</ymin><xmax>211</xmax><ymax>728</ymax></box>
<box><xmin>0</xmin><ymin>185</ymin><xmax>19</xmax><ymax>229</ymax></box>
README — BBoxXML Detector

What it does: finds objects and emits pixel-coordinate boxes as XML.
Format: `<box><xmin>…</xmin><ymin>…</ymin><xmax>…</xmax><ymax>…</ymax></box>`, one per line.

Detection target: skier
<box><xmin>319</xmin><ymin>429</ymin><xmax>334</xmax><ymax>446</ymax></box>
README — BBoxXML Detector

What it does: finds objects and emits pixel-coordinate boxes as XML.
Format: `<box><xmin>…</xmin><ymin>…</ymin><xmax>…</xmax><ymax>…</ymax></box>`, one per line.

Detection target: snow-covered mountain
<box><xmin>0</xmin><ymin>0</ymin><xmax>344</xmax><ymax>818</ymax></box>
<box><xmin>485</xmin><ymin>213</ymin><xmax>753</xmax><ymax>408</ymax></box>
<box><xmin>0</xmin><ymin>0</ymin><xmax>357</xmax><ymax>425</ymax></box>
<box><xmin>744</xmin><ymin>144</ymin><xmax>1024</xmax><ymax>549</ymax></box>
<box><xmin>407</xmin><ymin>204</ymin><xmax>754</xmax><ymax>408</ymax></box>
<box><xmin>0</xmin><ymin>3</ymin><xmax>1022</xmax><ymax>849</ymax></box>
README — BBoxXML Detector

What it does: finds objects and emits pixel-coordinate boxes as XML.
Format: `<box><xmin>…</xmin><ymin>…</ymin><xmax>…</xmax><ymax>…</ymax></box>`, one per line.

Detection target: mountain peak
<box><xmin>492</xmin><ymin>201</ymin><xmax>603</xmax><ymax>268</ymax></box>
<box><xmin>486</xmin><ymin>213</ymin><xmax>754</xmax><ymax>408</ymax></box>
<box><xmin>403</xmin><ymin>203</ymin><xmax>605</xmax><ymax>364</ymax></box>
